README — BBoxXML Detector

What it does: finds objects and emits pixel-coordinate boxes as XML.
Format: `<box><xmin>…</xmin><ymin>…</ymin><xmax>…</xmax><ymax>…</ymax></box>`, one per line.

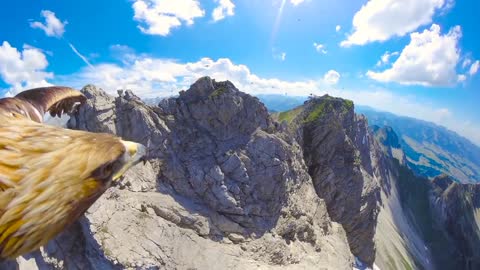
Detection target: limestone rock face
<box><xmin>372</xmin><ymin>125</ymin><xmax>407</xmax><ymax>165</ymax></box>
<box><xmin>429</xmin><ymin>175</ymin><xmax>480</xmax><ymax>269</ymax></box>
<box><xmin>6</xmin><ymin>78</ymin><xmax>355</xmax><ymax>269</ymax></box>
<box><xmin>285</xmin><ymin>96</ymin><xmax>381</xmax><ymax>265</ymax></box>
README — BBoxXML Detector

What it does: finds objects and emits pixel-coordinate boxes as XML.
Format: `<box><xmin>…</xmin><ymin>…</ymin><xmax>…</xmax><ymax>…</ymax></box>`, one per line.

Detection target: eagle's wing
<box><xmin>11</xmin><ymin>86</ymin><xmax>86</xmax><ymax>123</ymax></box>
<box><xmin>0</xmin><ymin>87</ymin><xmax>86</xmax><ymax>191</ymax></box>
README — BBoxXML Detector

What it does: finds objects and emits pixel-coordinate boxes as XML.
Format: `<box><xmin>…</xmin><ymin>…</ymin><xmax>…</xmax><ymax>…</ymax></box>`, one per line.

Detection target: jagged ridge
<box><xmin>3</xmin><ymin>77</ymin><xmax>479</xmax><ymax>270</ymax></box>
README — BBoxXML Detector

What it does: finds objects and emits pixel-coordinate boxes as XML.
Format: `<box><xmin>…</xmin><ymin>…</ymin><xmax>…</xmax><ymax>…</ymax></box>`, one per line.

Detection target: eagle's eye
<box><xmin>102</xmin><ymin>163</ymin><xmax>114</xmax><ymax>178</ymax></box>
<box><xmin>93</xmin><ymin>163</ymin><xmax>116</xmax><ymax>181</ymax></box>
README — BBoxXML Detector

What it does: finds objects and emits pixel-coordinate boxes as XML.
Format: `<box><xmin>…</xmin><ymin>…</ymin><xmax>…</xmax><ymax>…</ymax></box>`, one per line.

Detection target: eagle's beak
<box><xmin>112</xmin><ymin>140</ymin><xmax>147</xmax><ymax>181</ymax></box>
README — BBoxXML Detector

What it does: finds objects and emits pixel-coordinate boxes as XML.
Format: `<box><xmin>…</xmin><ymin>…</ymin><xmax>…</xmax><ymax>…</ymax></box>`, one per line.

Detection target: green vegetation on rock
<box><xmin>344</xmin><ymin>100</ymin><xmax>354</xmax><ymax>111</ymax></box>
<box><xmin>209</xmin><ymin>86</ymin><xmax>227</xmax><ymax>98</ymax></box>
<box><xmin>303</xmin><ymin>98</ymin><xmax>353</xmax><ymax>124</ymax></box>
<box><xmin>304</xmin><ymin>102</ymin><xmax>331</xmax><ymax>123</ymax></box>
<box><xmin>278</xmin><ymin>106</ymin><xmax>304</xmax><ymax>124</ymax></box>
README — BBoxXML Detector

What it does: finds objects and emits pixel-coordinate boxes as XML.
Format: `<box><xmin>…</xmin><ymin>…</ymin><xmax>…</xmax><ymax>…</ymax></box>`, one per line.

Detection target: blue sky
<box><xmin>0</xmin><ymin>0</ymin><xmax>479</xmax><ymax>145</ymax></box>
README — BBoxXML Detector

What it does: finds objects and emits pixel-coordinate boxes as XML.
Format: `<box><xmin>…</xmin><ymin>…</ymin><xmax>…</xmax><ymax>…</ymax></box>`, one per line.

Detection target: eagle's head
<box><xmin>0</xmin><ymin>118</ymin><xmax>146</xmax><ymax>259</ymax></box>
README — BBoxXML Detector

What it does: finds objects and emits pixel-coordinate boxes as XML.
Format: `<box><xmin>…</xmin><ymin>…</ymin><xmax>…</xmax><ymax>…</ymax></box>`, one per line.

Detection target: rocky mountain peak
<box><xmin>431</xmin><ymin>174</ymin><xmax>455</xmax><ymax>191</ymax></box>
<box><xmin>372</xmin><ymin>125</ymin><xmax>407</xmax><ymax>165</ymax></box>
<box><xmin>159</xmin><ymin>76</ymin><xmax>274</xmax><ymax>141</ymax></box>
<box><xmin>37</xmin><ymin>79</ymin><xmax>356</xmax><ymax>269</ymax></box>
<box><xmin>4</xmin><ymin>78</ymin><xmax>480</xmax><ymax>270</ymax></box>
<box><xmin>372</xmin><ymin>126</ymin><xmax>401</xmax><ymax>149</ymax></box>
<box><xmin>427</xmin><ymin>175</ymin><xmax>480</xmax><ymax>269</ymax></box>
<box><xmin>276</xmin><ymin>95</ymin><xmax>382</xmax><ymax>265</ymax></box>
<box><xmin>302</xmin><ymin>95</ymin><xmax>355</xmax><ymax>127</ymax></box>
<box><xmin>178</xmin><ymin>76</ymin><xmax>236</xmax><ymax>102</ymax></box>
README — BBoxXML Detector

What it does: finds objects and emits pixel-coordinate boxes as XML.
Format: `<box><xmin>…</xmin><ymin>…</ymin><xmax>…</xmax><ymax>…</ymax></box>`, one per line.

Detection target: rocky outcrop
<box><xmin>5</xmin><ymin>78</ymin><xmax>357</xmax><ymax>269</ymax></box>
<box><xmin>8</xmin><ymin>77</ymin><xmax>476</xmax><ymax>270</ymax></box>
<box><xmin>374</xmin><ymin>126</ymin><xmax>480</xmax><ymax>270</ymax></box>
<box><xmin>280</xmin><ymin>96</ymin><xmax>381</xmax><ymax>265</ymax></box>
<box><xmin>277</xmin><ymin>97</ymin><xmax>443</xmax><ymax>269</ymax></box>
<box><xmin>372</xmin><ymin>125</ymin><xmax>407</xmax><ymax>165</ymax></box>
<box><xmin>429</xmin><ymin>175</ymin><xmax>480</xmax><ymax>269</ymax></box>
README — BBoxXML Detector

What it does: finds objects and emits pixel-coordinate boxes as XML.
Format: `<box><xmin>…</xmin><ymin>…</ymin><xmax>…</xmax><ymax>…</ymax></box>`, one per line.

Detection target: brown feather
<box><xmin>0</xmin><ymin>86</ymin><xmax>87</xmax><ymax>123</ymax></box>
<box><xmin>0</xmin><ymin>86</ymin><xmax>145</xmax><ymax>259</ymax></box>
<box><xmin>0</xmin><ymin>118</ymin><xmax>126</xmax><ymax>259</ymax></box>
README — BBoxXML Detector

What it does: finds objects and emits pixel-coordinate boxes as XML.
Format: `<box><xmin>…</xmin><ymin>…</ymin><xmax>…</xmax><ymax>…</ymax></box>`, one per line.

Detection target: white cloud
<box><xmin>30</xmin><ymin>10</ymin><xmax>91</xmax><ymax>67</ymax></box>
<box><xmin>469</xmin><ymin>60</ymin><xmax>479</xmax><ymax>76</ymax></box>
<box><xmin>336</xmin><ymin>25</ymin><xmax>341</xmax><ymax>32</ymax></box>
<box><xmin>367</xmin><ymin>24</ymin><xmax>461</xmax><ymax>87</ymax></box>
<box><xmin>0</xmin><ymin>42</ymin><xmax>53</xmax><ymax>96</ymax></box>
<box><xmin>457</xmin><ymin>74</ymin><xmax>467</xmax><ymax>82</ymax></box>
<box><xmin>132</xmin><ymin>0</ymin><xmax>205</xmax><ymax>36</ymax></box>
<box><xmin>23</xmin><ymin>44</ymin><xmax>53</xmax><ymax>56</ymax></box>
<box><xmin>53</xmin><ymin>54</ymin><xmax>479</xmax><ymax>145</ymax></box>
<box><xmin>376</xmin><ymin>51</ymin><xmax>399</xmax><ymax>66</ymax></box>
<box><xmin>68</xmin><ymin>43</ymin><xmax>93</xmax><ymax>68</ymax></box>
<box><xmin>30</xmin><ymin>10</ymin><xmax>67</xmax><ymax>38</ymax></box>
<box><xmin>54</xmin><ymin>56</ymin><xmax>322</xmax><ymax>98</ymax></box>
<box><xmin>323</xmin><ymin>70</ymin><xmax>340</xmax><ymax>85</ymax></box>
<box><xmin>109</xmin><ymin>44</ymin><xmax>140</xmax><ymax>64</ymax></box>
<box><xmin>212</xmin><ymin>0</ymin><xmax>235</xmax><ymax>22</ymax></box>
<box><xmin>272</xmin><ymin>48</ymin><xmax>286</xmax><ymax>61</ymax></box>
<box><xmin>290</xmin><ymin>0</ymin><xmax>305</xmax><ymax>6</ymax></box>
<box><xmin>462</xmin><ymin>58</ymin><xmax>472</xmax><ymax>69</ymax></box>
<box><xmin>110</xmin><ymin>44</ymin><xmax>135</xmax><ymax>54</ymax></box>
<box><xmin>341</xmin><ymin>0</ymin><xmax>450</xmax><ymax>47</ymax></box>
<box><xmin>313</xmin><ymin>43</ymin><xmax>327</xmax><ymax>54</ymax></box>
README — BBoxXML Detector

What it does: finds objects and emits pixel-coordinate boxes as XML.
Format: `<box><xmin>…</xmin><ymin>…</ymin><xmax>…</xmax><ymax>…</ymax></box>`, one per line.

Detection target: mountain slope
<box><xmin>275</xmin><ymin>95</ymin><xmax>381</xmax><ymax>264</ymax></box>
<box><xmin>4</xmin><ymin>78</ymin><xmax>356</xmax><ymax>270</ymax></box>
<box><xmin>3</xmin><ymin>82</ymin><xmax>479</xmax><ymax>270</ymax></box>
<box><xmin>259</xmin><ymin>94</ymin><xmax>480</xmax><ymax>184</ymax></box>
<box><xmin>275</xmin><ymin>96</ymin><xmax>434</xmax><ymax>270</ymax></box>
<box><xmin>373</xmin><ymin>126</ymin><xmax>480</xmax><ymax>270</ymax></box>
<box><xmin>357</xmin><ymin>106</ymin><xmax>480</xmax><ymax>183</ymax></box>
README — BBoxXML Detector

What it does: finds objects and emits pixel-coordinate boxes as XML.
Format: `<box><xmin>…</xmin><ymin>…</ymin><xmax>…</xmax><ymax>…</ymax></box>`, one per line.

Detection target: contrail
<box><xmin>68</xmin><ymin>42</ymin><xmax>94</xmax><ymax>69</ymax></box>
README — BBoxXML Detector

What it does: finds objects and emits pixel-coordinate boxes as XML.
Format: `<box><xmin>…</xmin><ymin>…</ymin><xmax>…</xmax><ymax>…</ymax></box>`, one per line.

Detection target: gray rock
<box><xmin>429</xmin><ymin>175</ymin><xmax>480</xmax><ymax>269</ymax></box>
<box><xmin>7</xmin><ymin>79</ymin><xmax>356</xmax><ymax>269</ymax></box>
<box><xmin>287</xmin><ymin>95</ymin><xmax>381</xmax><ymax>265</ymax></box>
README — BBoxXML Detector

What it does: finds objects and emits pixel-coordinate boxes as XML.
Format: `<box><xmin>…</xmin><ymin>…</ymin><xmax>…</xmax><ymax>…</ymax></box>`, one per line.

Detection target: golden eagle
<box><xmin>0</xmin><ymin>86</ymin><xmax>146</xmax><ymax>259</ymax></box>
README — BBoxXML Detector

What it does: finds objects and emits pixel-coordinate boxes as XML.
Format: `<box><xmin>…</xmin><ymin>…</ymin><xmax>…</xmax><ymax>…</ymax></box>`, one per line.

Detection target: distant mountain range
<box><xmin>357</xmin><ymin>106</ymin><xmax>480</xmax><ymax>183</ymax></box>
<box><xmin>258</xmin><ymin>94</ymin><xmax>480</xmax><ymax>183</ymax></box>
<box><xmin>256</xmin><ymin>94</ymin><xmax>307</xmax><ymax>112</ymax></box>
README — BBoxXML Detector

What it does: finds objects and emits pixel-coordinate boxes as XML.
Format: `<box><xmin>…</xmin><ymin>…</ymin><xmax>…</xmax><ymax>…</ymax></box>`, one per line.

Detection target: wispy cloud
<box><xmin>290</xmin><ymin>0</ymin><xmax>305</xmax><ymax>6</ymax></box>
<box><xmin>313</xmin><ymin>42</ymin><xmax>327</xmax><ymax>54</ymax></box>
<box><xmin>273</xmin><ymin>49</ymin><xmax>286</xmax><ymax>61</ymax></box>
<box><xmin>375</xmin><ymin>51</ymin><xmax>399</xmax><ymax>66</ymax></box>
<box><xmin>30</xmin><ymin>10</ymin><xmax>67</xmax><ymax>38</ymax></box>
<box><xmin>30</xmin><ymin>10</ymin><xmax>93</xmax><ymax>69</ymax></box>
<box><xmin>469</xmin><ymin>60</ymin><xmax>479</xmax><ymax>76</ymax></box>
<box><xmin>212</xmin><ymin>0</ymin><xmax>235</xmax><ymax>22</ymax></box>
